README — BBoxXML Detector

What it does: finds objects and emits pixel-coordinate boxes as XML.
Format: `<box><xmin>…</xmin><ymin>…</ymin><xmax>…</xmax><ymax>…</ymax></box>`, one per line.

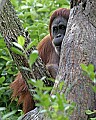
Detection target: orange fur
<box><xmin>10</xmin><ymin>35</ymin><xmax>57</xmax><ymax>114</ymax></box>
<box><xmin>37</xmin><ymin>34</ymin><xmax>59</xmax><ymax>65</ymax></box>
<box><xmin>37</xmin><ymin>34</ymin><xmax>59</xmax><ymax>79</ymax></box>
<box><xmin>10</xmin><ymin>8</ymin><xmax>70</xmax><ymax>114</ymax></box>
<box><xmin>49</xmin><ymin>8</ymin><xmax>70</xmax><ymax>39</ymax></box>
<box><xmin>10</xmin><ymin>73</ymin><xmax>35</xmax><ymax>114</ymax></box>
<box><xmin>10</xmin><ymin>35</ymin><xmax>59</xmax><ymax>114</ymax></box>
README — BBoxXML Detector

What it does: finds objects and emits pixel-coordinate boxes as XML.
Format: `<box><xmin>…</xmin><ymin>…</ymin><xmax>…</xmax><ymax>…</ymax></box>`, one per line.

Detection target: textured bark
<box><xmin>0</xmin><ymin>0</ymin><xmax>52</xmax><ymax>96</ymax></box>
<box><xmin>52</xmin><ymin>0</ymin><xmax>96</xmax><ymax>120</ymax></box>
<box><xmin>21</xmin><ymin>0</ymin><xmax>96</xmax><ymax>119</ymax></box>
<box><xmin>0</xmin><ymin>0</ymin><xmax>96</xmax><ymax>120</ymax></box>
<box><xmin>0</xmin><ymin>0</ymin><xmax>53</xmax><ymax>119</ymax></box>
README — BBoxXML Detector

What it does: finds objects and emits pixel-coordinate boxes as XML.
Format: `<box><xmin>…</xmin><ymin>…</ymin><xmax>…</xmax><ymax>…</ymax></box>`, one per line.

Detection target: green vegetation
<box><xmin>0</xmin><ymin>0</ymin><xmax>70</xmax><ymax>119</ymax></box>
<box><xmin>80</xmin><ymin>64</ymin><xmax>96</xmax><ymax>120</ymax></box>
<box><xmin>0</xmin><ymin>0</ymin><xmax>95</xmax><ymax>120</ymax></box>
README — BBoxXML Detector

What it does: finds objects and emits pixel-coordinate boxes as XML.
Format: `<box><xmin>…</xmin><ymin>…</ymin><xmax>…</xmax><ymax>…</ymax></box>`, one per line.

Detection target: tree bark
<box><xmin>21</xmin><ymin>0</ymin><xmax>96</xmax><ymax>119</ymax></box>
<box><xmin>0</xmin><ymin>0</ymin><xmax>96</xmax><ymax>120</ymax></box>
<box><xmin>0</xmin><ymin>0</ymin><xmax>53</xmax><ymax>93</ymax></box>
<box><xmin>52</xmin><ymin>0</ymin><xmax>96</xmax><ymax>120</ymax></box>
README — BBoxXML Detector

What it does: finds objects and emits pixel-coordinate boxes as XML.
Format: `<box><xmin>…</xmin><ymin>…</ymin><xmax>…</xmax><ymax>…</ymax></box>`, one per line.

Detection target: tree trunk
<box><xmin>52</xmin><ymin>0</ymin><xmax>96</xmax><ymax>119</ymax></box>
<box><xmin>0</xmin><ymin>0</ymin><xmax>96</xmax><ymax>120</ymax></box>
<box><xmin>0</xmin><ymin>0</ymin><xmax>53</xmax><ymax>93</ymax></box>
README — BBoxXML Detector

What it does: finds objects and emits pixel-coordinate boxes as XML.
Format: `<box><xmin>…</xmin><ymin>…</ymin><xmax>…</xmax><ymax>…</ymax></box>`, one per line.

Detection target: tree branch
<box><xmin>0</xmin><ymin>0</ymin><xmax>53</xmax><ymax>98</ymax></box>
<box><xmin>52</xmin><ymin>1</ymin><xmax>96</xmax><ymax>119</ymax></box>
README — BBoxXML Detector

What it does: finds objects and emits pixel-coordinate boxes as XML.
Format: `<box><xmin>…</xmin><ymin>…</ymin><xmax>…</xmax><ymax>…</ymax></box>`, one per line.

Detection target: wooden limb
<box><xmin>0</xmin><ymin>0</ymin><xmax>53</xmax><ymax>119</ymax></box>
<box><xmin>0</xmin><ymin>1</ymin><xmax>53</xmax><ymax>115</ymax></box>
<box><xmin>0</xmin><ymin>0</ymin><xmax>52</xmax><ymax>86</ymax></box>
<box><xmin>21</xmin><ymin>108</ymin><xmax>44</xmax><ymax>120</ymax></box>
<box><xmin>52</xmin><ymin>1</ymin><xmax>96</xmax><ymax>120</ymax></box>
<box><xmin>70</xmin><ymin>0</ymin><xmax>87</xmax><ymax>9</ymax></box>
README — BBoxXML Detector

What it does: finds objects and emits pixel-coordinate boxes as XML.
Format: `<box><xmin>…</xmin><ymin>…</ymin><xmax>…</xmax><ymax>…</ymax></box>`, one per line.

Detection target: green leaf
<box><xmin>37</xmin><ymin>8</ymin><xmax>49</xmax><ymax>12</ymax></box>
<box><xmin>90</xmin><ymin>118</ymin><xmax>96</xmax><ymax>120</ymax></box>
<box><xmin>35</xmin><ymin>80</ymin><xmax>43</xmax><ymax>88</ymax></box>
<box><xmin>2</xmin><ymin>110</ymin><xmax>16</xmax><ymax>119</ymax></box>
<box><xmin>11</xmin><ymin>47</ymin><xmax>24</xmax><ymax>56</ymax></box>
<box><xmin>94</xmin><ymin>78</ymin><xmax>96</xmax><ymax>83</ymax></box>
<box><xmin>92</xmin><ymin>86</ymin><xmax>96</xmax><ymax>93</ymax></box>
<box><xmin>11</xmin><ymin>0</ymin><xmax>18</xmax><ymax>7</ymax></box>
<box><xmin>0</xmin><ymin>76</ymin><xmax>5</xmax><ymax>84</ymax></box>
<box><xmin>12</xmin><ymin>42</ymin><xmax>24</xmax><ymax>50</ymax></box>
<box><xmin>56</xmin><ymin>0</ymin><xmax>69</xmax><ymax>5</ymax></box>
<box><xmin>34</xmin><ymin>94</ymin><xmax>40</xmax><ymax>101</ymax></box>
<box><xmin>20</xmin><ymin>66</ymin><xmax>31</xmax><ymax>72</ymax></box>
<box><xmin>26</xmin><ymin>40</ymin><xmax>37</xmax><ymax>50</ymax></box>
<box><xmin>85</xmin><ymin>110</ymin><xmax>95</xmax><ymax>115</ymax></box>
<box><xmin>35</xmin><ymin>3</ymin><xmax>43</xmax><ymax>7</ymax></box>
<box><xmin>30</xmin><ymin>10</ymin><xmax>38</xmax><ymax>20</ymax></box>
<box><xmin>0</xmin><ymin>56</ymin><xmax>11</xmax><ymax>61</ymax></box>
<box><xmin>39</xmin><ymin>109</ymin><xmax>47</xmax><ymax>114</ymax></box>
<box><xmin>89</xmin><ymin>72</ymin><xmax>95</xmax><ymax>81</ymax></box>
<box><xmin>41</xmin><ymin>94</ymin><xmax>50</xmax><ymax>108</ymax></box>
<box><xmin>80</xmin><ymin>64</ymin><xmax>88</xmax><ymax>72</ymax></box>
<box><xmin>59</xmin><ymin>81</ymin><xmax>64</xmax><ymax>91</ymax></box>
<box><xmin>0</xmin><ymin>87</ymin><xmax>6</xmax><ymax>91</ymax></box>
<box><xmin>21</xmin><ymin>5</ymin><xmax>31</xmax><ymax>10</ymax></box>
<box><xmin>29</xmin><ymin>50</ymin><xmax>38</xmax><ymax>67</ymax></box>
<box><xmin>0</xmin><ymin>39</ymin><xmax>6</xmax><ymax>48</ymax></box>
<box><xmin>18</xmin><ymin>36</ymin><xmax>25</xmax><ymax>47</ymax></box>
<box><xmin>0</xmin><ymin>107</ymin><xmax>6</xmax><ymax>111</ymax></box>
<box><xmin>87</xmin><ymin>64</ymin><xmax>94</xmax><ymax>72</ymax></box>
<box><xmin>17</xmin><ymin>115</ymin><xmax>24</xmax><ymax>120</ymax></box>
<box><xmin>42</xmin><ymin>87</ymin><xmax>52</xmax><ymax>91</ymax></box>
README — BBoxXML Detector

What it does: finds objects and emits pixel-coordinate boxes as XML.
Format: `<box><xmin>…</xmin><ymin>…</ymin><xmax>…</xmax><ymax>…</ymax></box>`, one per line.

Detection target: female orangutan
<box><xmin>10</xmin><ymin>8</ymin><xmax>70</xmax><ymax>114</ymax></box>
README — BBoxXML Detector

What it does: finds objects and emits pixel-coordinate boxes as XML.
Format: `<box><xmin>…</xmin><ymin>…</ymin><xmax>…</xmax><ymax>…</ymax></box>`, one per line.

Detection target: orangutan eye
<box><xmin>59</xmin><ymin>24</ymin><xmax>65</xmax><ymax>30</ymax></box>
<box><xmin>53</xmin><ymin>26</ymin><xmax>58</xmax><ymax>32</ymax></box>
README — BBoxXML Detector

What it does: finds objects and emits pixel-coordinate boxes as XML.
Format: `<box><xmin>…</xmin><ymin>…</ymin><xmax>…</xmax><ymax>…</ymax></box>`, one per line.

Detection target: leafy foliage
<box><xmin>80</xmin><ymin>64</ymin><xmax>96</xmax><ymax>119</ymax></box>
<box><xmin>11</xmin><ymin>0</ymin><xmax>70</xmax><ymax>42</ymax></box>
<box><xmin>30</xmin><ymin>79</ymin><xmax>74</xmax><ymax>120</ymax></box>
<box><xmin>0</xmin><ymin>0</ymin><xmax>69</xmax><ymax>119</ymax></box>
<box><xmin>80</xmin><ymin>64</ymin><xmax>96</xmax><ymax>84</ymax></box>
